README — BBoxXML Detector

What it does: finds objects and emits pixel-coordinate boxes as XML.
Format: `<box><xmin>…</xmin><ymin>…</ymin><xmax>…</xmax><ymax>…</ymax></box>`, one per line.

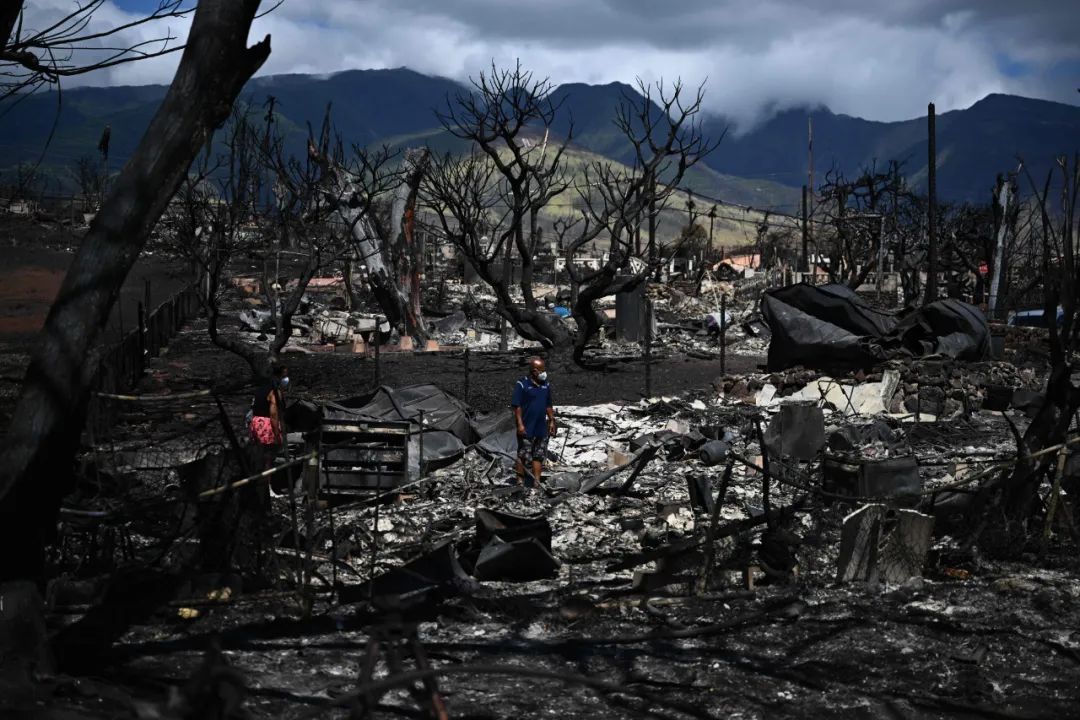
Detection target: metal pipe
<box><xmin>370</xmin><ymin>464</ymin><xmax>382</xmax><ymax>599</ymax></box>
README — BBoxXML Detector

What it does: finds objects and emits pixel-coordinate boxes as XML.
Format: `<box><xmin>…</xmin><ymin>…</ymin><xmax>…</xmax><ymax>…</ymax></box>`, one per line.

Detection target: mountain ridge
<box><xmin>4</xmin><ymin>67</ymin><xmax>1078</xmax><ymax>210</ymax></box>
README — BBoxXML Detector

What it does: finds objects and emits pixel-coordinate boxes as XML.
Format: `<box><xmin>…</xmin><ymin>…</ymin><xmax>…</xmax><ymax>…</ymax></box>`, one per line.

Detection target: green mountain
<box><xmin>698</xmin><ymin>93</ymin><xmax>1080</xmax><ymax>203</ymax></box>
<box><xmin>3</xmin><ymin>67</ymin><xmax>1077</xmax><ymax>211</ymax></box>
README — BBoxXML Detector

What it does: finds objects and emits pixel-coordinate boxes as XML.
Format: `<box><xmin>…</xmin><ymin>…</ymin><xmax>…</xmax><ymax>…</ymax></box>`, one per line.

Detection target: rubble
<box><xmin>837</xmin><ymin>505</ymin><xmax>935</xmax><ymax>584</ymax></box>
<box><xmin>9</xmin><ymin>260</ymin><xmax>1079</xmax><ymax>718</ymax></box>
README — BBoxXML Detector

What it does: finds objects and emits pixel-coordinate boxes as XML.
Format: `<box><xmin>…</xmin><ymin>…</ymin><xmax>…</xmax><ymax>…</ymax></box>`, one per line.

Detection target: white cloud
<box><xmin>18</xmin><ymin>0</ymin><xmax>1080</xmax><ymax>126</ymax></box>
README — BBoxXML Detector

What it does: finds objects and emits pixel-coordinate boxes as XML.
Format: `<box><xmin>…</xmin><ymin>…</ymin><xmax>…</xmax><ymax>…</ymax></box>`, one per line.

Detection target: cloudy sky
<box><xmin>20</xmin><ymin>0</ymin><xmax>1080</xmax><ymax>130</ymax></box>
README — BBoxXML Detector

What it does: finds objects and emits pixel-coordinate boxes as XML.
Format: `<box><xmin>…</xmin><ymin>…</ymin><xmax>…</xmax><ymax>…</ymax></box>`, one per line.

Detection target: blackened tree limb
<box><xmin>0</xmin><ymin>0</ymin><xmax>270</xmax><ymax>581</ymax></box>
<box><xmin>970</xmin><ymin>157</ymin><xmax>1080</xmax><ymax>540</ymax></box>
<box><xmin>1</xmin><ymin>1</ymin><xmax>193</xmax><ymax>100</ymax></box>
<box><xmin>425</xmin><ymin>62</ymin><xmax>574</xmax><ymax>348</ymax></box>
<box><xmin>563</xmin><ymin>78</ymin><xmax>720</xmax><ymax>365</ymax></box>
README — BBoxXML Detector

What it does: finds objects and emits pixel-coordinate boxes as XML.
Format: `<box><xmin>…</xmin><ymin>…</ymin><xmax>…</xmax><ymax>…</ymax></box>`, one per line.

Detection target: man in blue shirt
<box><xmin>511</xmin><ymin>357</ymin><xmax>556</xmax><ymax>488</ymax></box>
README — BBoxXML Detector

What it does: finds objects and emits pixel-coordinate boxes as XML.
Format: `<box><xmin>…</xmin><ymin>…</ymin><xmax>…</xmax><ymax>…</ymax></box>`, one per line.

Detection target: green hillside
<box><xmin>2</xmin><ymin>68</ymin><xmax>1077</xmax><ymax>209</ymax></box>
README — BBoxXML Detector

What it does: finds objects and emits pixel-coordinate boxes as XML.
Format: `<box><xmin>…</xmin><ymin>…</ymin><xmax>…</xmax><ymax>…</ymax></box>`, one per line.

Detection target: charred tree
<box><xmin>1</xmin><ymin>1</ymin><xmax>191</xmax><ymax>99</ymax></box>
<box><xmin>0</xmin><ymin>0</ymin><xmax>271</xmax><ymax>583</ymax></box>
<box><xmin>423</xmin><ymin>62</ymin><xmax>572</xmax><ymax>348</ymax></box>
<box><xmin>970</xmin><ymin>155</ymin><xmax>1080</xmax><ymax>548</ymax></box>
<box><xmin>163</xmin><ymin>107</ymin><xmax>271</xmax><ymax>376</ymax></box>
<box><xmin>312</xmin><ymin>136</ymin><xmax>427</xmax><ymax>342</ymax></box>
<box><xmin>425</xmin><ymin>148</ymin><xmax>573</xmax><ymax>348</ymax></box>
<box><xmin>560</xmin><ymin>78</ymin><xmax>719</xmax><ymax>365</ymax></box>
<box><xmin>165</xmin><ymin>104</ymin><xmax>360</xmax><ymax>376</ymax></box>
<box><xmin>391</xmin><ymin>148</ymin><xmax>432</xmax><ymax>333</ymax></box>
<box><xmin>816</xmin><ymin>163</ymin><xmax>910</xmax><ymax>289</ymax></box>
<box><xmin>253</xmin><ymin>127</ymin><xmax>344</xmax><ymax>366</ymax></box>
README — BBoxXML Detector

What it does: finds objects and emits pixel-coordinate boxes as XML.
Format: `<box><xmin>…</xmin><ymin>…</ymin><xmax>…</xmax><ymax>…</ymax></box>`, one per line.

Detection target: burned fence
<box><xmin>88</xmin><ymin>284</ymin><xmax>199</xmax><ymax>430</ymax></box>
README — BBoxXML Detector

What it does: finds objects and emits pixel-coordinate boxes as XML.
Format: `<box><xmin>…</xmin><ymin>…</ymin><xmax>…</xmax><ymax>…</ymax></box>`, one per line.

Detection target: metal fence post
<box><xmin>418</xmin><ymin>409</ymin><xmax>425</xmax><ymax>480</ymax></box>
<box><xmin>370</xmin><ymin>464</ymin><xmax>382</xmax><ymax>600</ymax></box>
<box><xmin>137</xmin><ymin>302</ymin><xmax>145</xmax><ymax>375</ymax></box>
<box><xmin>464</xmin><ymin>347</ymin><xmax>471</xmax><ymax>402</ymax></box>
<box><xmin>720</xmin><ymin>293</ymin><xmax>727</xmax><ymax>376</ymax></box>
<box><xmin>644</xmin><ymin>296</ymin><xmax>653</xmax><ymax>398</ymax></box>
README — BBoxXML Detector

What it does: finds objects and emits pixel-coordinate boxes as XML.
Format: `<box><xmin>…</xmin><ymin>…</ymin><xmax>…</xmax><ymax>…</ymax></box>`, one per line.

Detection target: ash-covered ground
<box><xmin>15</xmin><ymin>310</ymin><xmax>1080</xmax><ymax>720</ymax></box>
<box><xmin>2</xmin><ymin>229</ymin><xmax>1078</xmax><ymax>718</ymax></box>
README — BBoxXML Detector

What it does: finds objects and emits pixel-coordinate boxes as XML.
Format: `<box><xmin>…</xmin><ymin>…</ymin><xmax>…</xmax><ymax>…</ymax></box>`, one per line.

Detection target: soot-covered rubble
<box><xmin>228</xmin><ymin>270</ymin><xmax>773</xmax><ymax>361</ymax></box>
<box><xmin>8</xmin><ymin>262</ymin><xmax>1076</xmax><ymax>718</ymax></box>
<box><xmin>31</xmin><ymin>319</ymin><xmax>1080</xmax><ymax>719</ymax></box>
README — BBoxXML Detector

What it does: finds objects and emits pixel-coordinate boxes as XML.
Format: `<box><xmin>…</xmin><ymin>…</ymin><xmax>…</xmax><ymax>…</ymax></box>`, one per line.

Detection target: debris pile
<box><xmin>14</xmin><ymin>270</ymin><xmax>1080</xmax><ymax>718</ymax></box>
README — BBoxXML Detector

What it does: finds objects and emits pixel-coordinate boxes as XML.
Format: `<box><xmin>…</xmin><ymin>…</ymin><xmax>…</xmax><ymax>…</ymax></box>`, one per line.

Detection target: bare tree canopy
<box><xmin>424</xmin><ymin>65</ymin><xmax>719</xmax><ymax>364</ymax></box>
<box><xmin>558</xmin><ymin>77</ymin><xmax>720</xmax><ymax>363</ymax></box>
<box><xmin>0</xmin><ymin>1</ymin><xmax>197</xmax><ymax>101</ymax></box>
<box><xmin>424</xmin><ymin>61</ymin><xmax>574</xmax><ymax>348</ymax></box>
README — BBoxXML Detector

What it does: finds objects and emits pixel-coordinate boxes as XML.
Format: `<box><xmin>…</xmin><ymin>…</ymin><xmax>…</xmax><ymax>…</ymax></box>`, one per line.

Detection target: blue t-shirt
<box><xmin>512</xmin><ymin>376</ymin><xmax>553</xmax><ymax>438</ymax></box>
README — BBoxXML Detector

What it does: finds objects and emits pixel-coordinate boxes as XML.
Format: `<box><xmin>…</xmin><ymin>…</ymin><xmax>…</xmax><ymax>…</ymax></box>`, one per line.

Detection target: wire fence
<box><xmin>88</xmin><ymin>284</ymin><xmax>200</xmax><ymax>433</ymax></box>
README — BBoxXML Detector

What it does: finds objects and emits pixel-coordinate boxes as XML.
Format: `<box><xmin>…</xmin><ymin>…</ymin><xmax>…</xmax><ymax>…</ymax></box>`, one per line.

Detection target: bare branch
<box><xmin>1</xmin><ymin>1</ymin><xmax>196</xmax><ymax>97</ymax></box>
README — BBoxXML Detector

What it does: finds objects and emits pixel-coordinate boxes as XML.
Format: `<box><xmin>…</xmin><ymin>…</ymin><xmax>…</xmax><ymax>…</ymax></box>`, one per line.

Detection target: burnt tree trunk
<box><xmin>571</xmin><ymin>269</ymin><xmax>617</xmax><ymax>365</ymax></box>
<box><xmin>1006</xmin><ymin>366</ymin><xmax>1080</xmax><ymax>513</ymax></box>
<box><xmin>471</xmin><ymin>258</ymin><xmax>570</xmax><ymax>348</ymax></box>
<box><xmin>0</xmin><ymin>0</ymin><xmax>270</xmax><ymax>582</ymax></box>
<box><xmin>389</xmin><ymin>148</ymin><xmax>430</xmax><ymax>339</ymax></box>
<box><xmin>341</xmin><ymin>211</ymin><xmax>420</xmax><ymax>342</ymax></box>
<box><xmin>517</xmin><ymin>218</ymin><xmax>538</xmax><ymax>311</ymax></box>
<box><xmin>571</xmin><ymin>257</ymin><xmax>649</xmax><ymax>367</ymax></box>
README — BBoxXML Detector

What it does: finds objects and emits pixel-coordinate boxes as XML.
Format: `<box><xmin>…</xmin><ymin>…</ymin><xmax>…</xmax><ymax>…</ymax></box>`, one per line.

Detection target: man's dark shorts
<box><xmin>517</xmin><ymin>435</ymin><xmax>549</xmax><ymax>463</ymax></box>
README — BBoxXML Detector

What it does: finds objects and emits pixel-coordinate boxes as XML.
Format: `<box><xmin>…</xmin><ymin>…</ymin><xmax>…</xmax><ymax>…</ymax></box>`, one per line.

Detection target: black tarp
<box><xmin>761</xmin><ymin>283</ymin><xmax>989</xmax><ymax>371</ymax></box>
<box><xmin>881</xmin><ymin>298</ymin><xmax>991</xmax><ymax>361</ymax></box>
<box><xmin>473</xmin><ymin>411</ymin><xmax>519</xmax><ymax>466</ymax></box>
<box><xmin>322</xmin><ymin>385</ymin><xmax>533</xmax><ymax>475</ymax></box>
<box><xmin>323</xmin><ymin>385</ymin><xmax>474</xmax><ymax>476</ymax></box>
<box><xmin>461</xmin><ymin>509</ymin><xmax>560</xmax><ymax>581</ymax></box>
<box><xmin>346</xmin><ymin>384</ymin><xmax>476</xmax><ymax>442</ymax></box>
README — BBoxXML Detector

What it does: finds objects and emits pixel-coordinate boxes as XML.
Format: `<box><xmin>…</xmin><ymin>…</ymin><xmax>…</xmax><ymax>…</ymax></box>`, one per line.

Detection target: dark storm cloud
<box><xmin>24</xmin><ymin>0</ymin><xmax>1080</xmax><ymax>127</ymax></box>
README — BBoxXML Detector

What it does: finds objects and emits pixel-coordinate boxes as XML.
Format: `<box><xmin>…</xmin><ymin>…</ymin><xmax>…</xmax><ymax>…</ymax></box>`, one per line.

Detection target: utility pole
<box><xmin>876</xmin><ymin>214</ymin><xmax>886</xmax><ymax>296</ymax></box>
<box><xmin>708</xmin><ymin>205</ymin><xmax>716</xmax><ymax>263</ymax></box>
<box><xmin>686</xmin><ymin>189</ymin><xmax>697</xmax><ymax>269</ymax></box>
<box><xmin>644</xmin><ymin>298</ymin><xmax>653</xmax><ymax>397</ymax></box>
<box><xmin>807</xmin><ymin>116</ymin><xmax>814</xmax><ymax>220</ymax></box>
<box><xmin>633</xmin><ymin>163</ymin><xmax>642</xmax><ymax>256</ymax></box>
<box><xmin>801</xmin><ymin>185</ymin><xmax>808</xmax><ymax>274</ymax></box>
<box><xmin>647</xmin><ymin>169</ymin><xmax>658</xmax><ymax>282</ymax></box>
<box><xmin>807</xmin><ymin>116</ymin><xmax>815</xmax><ymax>276</ymax></box>
<box><xmin>926</xmin><ymin>102</ymin><xmax>938</xmax><ymax>303</ymax></box>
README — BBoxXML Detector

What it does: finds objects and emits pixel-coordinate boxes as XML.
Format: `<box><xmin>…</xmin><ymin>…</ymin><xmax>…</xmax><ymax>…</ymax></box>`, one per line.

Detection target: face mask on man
<box><xmin>537</xmin><ymin>371</ymin><xmax>548</xmax><ymax>382</ymax></box>
<box><xmin>278</xmin><ymin>376</ymin><xmax>290</xmax><ymax>390</ymax></box>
